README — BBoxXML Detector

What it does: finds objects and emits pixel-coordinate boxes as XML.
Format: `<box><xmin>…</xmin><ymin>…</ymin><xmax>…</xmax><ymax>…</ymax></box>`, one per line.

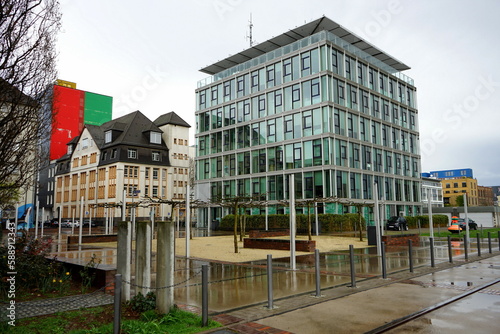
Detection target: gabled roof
<box><xmin>100</xmin><ymin>110</ymin><xmax>164</xmax><ymax>148</ymax></box>
<box><xmin>85</xmin><ymin>124</ymin><xmax>104</xmax><ymax>147</ymax></box>
<box><xmin>200</xmin><ymin>16</ymin><xmax>410</xmax><ymax>75</ymax></box>
<box><xmin>154</xmin><ymin>111</ymin><xmax>191</xmax><ymax>128</ymax></box>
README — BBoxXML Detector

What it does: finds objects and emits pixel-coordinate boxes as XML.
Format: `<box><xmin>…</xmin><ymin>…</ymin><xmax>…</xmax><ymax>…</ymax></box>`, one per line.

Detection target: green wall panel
<box><xmin>84</xmin><ymin>92</ymin><xmax>112</xmax><ymax>125</ymax></box>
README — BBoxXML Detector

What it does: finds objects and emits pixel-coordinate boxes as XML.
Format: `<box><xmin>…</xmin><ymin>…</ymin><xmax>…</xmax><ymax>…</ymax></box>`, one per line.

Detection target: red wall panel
<box><xmin>50</xmin><ymin>85</ymin><xmax>85</xmax><ymax>160</ymax></box>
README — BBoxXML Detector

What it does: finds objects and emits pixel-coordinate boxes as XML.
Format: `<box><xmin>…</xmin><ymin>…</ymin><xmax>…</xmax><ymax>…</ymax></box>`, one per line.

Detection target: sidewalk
<box><xmin>206</xmin><ymin>252</ymin><xmax>500</xmax><ymax>333</ymax></box>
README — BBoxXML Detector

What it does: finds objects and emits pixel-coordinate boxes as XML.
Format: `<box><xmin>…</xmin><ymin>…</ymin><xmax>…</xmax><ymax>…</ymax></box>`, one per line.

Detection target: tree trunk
<box><xmin>358</xmin><ymin>212</ymin><xmax>363</xmax><ymax>242</ymax></box>
<box><xmin>307</xmin><ymin>207</ymin><xmax>312</xmax><ymax>241</ymax></box>
<box><xmin>239</xmin><ymin>215</ymin><xmax>244</xmax><ymax>242</ymax></box>
<box><xmin>233</xmin><ymin>207</ymin><xmax>239</xmax><ymax>253</ymax></box>
<box><xmin>243</xmin><ymin>214</ymin><xmax>247</xmax><ymax>239</ymax></box>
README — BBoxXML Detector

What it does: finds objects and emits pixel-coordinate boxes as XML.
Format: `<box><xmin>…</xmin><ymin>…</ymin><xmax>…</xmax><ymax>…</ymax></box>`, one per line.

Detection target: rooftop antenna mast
<box><xmin>246</xmin><ymin>14</ymin><xmax>255</xmax><ymax>47</ymax></box>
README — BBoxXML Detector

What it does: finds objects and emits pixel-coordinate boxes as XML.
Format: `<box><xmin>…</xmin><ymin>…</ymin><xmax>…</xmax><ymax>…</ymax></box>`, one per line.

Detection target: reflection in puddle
<box><xmin>9</xmin><ymin>231</ymin><xmax>496</xmax><ymax>313</ymax></box>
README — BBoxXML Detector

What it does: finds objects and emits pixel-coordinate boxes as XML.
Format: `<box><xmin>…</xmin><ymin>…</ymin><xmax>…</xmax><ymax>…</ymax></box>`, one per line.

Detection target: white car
<box><xmin>61</xmin><ymin>220</ymin><xmax>79</xmax><ymax>228</ymax></box>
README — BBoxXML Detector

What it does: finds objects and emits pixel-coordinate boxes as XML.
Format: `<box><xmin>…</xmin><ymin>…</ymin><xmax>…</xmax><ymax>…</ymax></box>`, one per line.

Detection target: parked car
<box><xmin>386</xmin><ymin>216</ymin><xmax>408</xmax><ymax>231</ymax></box>
<box><xmin>82</xmin><ymin>219</ymin><xmax>96</xmax><ymax>227</ymax></box>
<box><xmin>40</xmin><ymin>220</ymin><xmax>54</xmax><ymax>228</ymax></box>
<box><xmin>61</xmin><ymin>220</ymin><xmax>79</xmax><ymax>228</ymax></box>
<box><xmin>457</xmin><ymin>218</ymin><xmax>477</xmax><ymax>230</ymax></box>
<box><xmin>448</xmin><ymin>217</ymin><xmax>477</xmax><ymax>233</ymax></box>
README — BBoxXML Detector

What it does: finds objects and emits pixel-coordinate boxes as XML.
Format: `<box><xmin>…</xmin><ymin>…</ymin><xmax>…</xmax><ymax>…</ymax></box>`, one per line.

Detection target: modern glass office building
<box><xmin>194</xmin><ymin>17</ymin><xmax>422</xmax><ymax>224</ymax></box>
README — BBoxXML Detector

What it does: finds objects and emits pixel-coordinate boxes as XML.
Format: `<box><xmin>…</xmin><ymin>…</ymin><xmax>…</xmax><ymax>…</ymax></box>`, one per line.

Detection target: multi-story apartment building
<box><xmin>420</xmin><ymin>174</ymin><xmax>444</xmax><ymax>207</ymax></box>
<box><xmin>478</xmin><ymin>186</ymin><xmax>494</xmax><ymax>206</ymax></box>
<box><xmin>194</xmin><ymin>17</ymin><xmax>421</xmax><ymax>224</ymax></box>
<box><xmin>54</xmin><ymin>111</ymin><xmax>191</xmax><ymax>223</ymax></box>
<box><xmin>38</xmin><ymin>80</ymin><xmax>113</xmax><ymax>220</ymax></box>
<box><xmin>441</xmin><ymin>177</ymin><xmax>478</xmax><ymax>206</ymax></box>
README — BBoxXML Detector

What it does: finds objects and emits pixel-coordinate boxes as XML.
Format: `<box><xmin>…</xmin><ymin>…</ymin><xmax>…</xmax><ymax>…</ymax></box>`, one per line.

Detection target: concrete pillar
<box><xmin>135</xmin><ymin>221</ymin><xmax>152</xmax><ymax>296</ymax></box>
<box><xmin>156</xmin><ymin>220</ymin><xmax>175</xmax><ymax>314</ymax></box>
<box><xmin>117</xmin><ymin>221</ymin><xmax>131</xmax><ymax>302</ymax></box>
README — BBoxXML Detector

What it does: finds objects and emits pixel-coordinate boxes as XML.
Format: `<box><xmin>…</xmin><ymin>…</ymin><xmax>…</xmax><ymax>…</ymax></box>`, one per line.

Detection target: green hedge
<box><xmin>219</xmin><ymin>214</ymin><xmax>449</xmax><ymax>232</ymax></box>
<box><xmin>220</xmin><ymin>213</ymin><xmax>365</xmax><ymax>233</ymax></box>
<box><xmin>405</xmin><ymin>215</ymin><xmax>449</xmax><ymax>228</ymax></box>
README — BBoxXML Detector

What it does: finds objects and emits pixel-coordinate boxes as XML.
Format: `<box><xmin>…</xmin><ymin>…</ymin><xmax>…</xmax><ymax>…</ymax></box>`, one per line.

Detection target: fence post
<box><xmin>488</xmin><ymin>232</ymin><xmax>492</xmax><ymax>254</ymax></box>
<box><xmin>448</xmin><ymin>235</ymin><xmax>453</xmax><ymax>263</ymax></box>
<box><xmin>314</xmin><ymin>249</ymin><xmax>321</xmax><ymax>297</ymax></box>
<box><xmin>381</xmin><ymin>242</ymin><xmax>387</xmax><ymax>279</ymax></box>
<box><xmin>408</xmin><ymin>240</ymin><xmax>413</xmax><ymax>273</ymax></box>
<box><xmin>464</xmin><ymin>235</ymin><xmax>469</xmax><ymax>261</ymax></box>
<box><xmin>267</xmin><ymin>254</ymin><xmax>273</xmax><ymax>309</ymax></box>
<box><xmin>202</xmin><ymin>265</ymin><xmax>208</xmax><ymax>327</ymax></box>
<box><xmin>113</xmin><ymin>274</ymin><xmax>122</xmax><ymax>334</ymax></box>
<box><xmin>430</xmin><ymin>237</ymin><xmax>435</xmax><ymax>267</ymax></box>
<box><xmin>349</xmin><ymin>245</ymin><xmax>356</xmax><ymax>287</ymax></box>
<box><xmin>477</xmin><ymin>233</ymin><xmax>481</xmax><ymax>257</ymax></box>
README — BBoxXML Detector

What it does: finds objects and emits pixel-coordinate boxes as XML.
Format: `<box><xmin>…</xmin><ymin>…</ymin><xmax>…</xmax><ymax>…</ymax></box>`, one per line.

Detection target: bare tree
<box><xmin>0</xmin><ymin>0</ymin><xmax>61</xmax><ymax>207</ymax></box>
<box><xmin>210</xmin><ymin>194</ymin><xmax>260</xmax><ymax>253</ymax></box>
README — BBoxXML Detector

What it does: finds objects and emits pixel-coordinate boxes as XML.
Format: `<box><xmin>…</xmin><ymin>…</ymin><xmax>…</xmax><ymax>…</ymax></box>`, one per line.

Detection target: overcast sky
<box><xmin>57</xmin><ymin>0</ymin><xmax>500</xmax><ymax>186</ymax></box>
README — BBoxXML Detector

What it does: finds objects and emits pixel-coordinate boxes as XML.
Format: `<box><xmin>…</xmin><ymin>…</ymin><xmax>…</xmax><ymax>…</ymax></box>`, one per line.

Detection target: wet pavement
<box><xmin>5</xmin><ymin>229</ymin><xmax>500</xmax><ymax>333</ymax></box>
<box><xmin>250</xmin><ymin>255</ymin><xmax>500</xmax><ymax>334</ymax></box>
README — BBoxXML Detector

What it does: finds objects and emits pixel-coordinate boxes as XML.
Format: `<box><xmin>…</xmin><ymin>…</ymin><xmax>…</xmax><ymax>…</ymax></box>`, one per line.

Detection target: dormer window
<box><xmin>105</xmin><ymin>130</ymin><xmax>112</xmax><ymax>143</ymax></box>
<box><xmin>150</xmin><ymin>131</ymin><xmax>161</xmax><ymax>144</ymax></box>
<box><xmin>68</xmin><ymin>146</ymin><xmax>73</xmax><ymax>154</ymax></box>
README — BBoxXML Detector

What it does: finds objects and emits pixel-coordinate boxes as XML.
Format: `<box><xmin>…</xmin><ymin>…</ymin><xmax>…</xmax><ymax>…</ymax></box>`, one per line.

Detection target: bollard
<box><xmin>464</xmin><ymin>235</ymin><xmax>469</xmax><ymax>261</ymax></box>
<box><xmin>488</xmin><ymin>232</ymin><xmax>492</xmax><ymax>254</ymax></box>
<box><xmin>498</xmin><ymin>231</ymin><xmax>500</xmax><ymax>251</ymax></box>
<box><xmin>113</xmin><ymin>274</ymin><xmax>122</xmax><ymax>334</ymax></box>
<box><xmin>349</xmin><ymin>245</ymin><xmax>356</xmax><ymax>288</ymax></box>
<box><xmin>381</xmin><ymin>242</ymin><xmax>387</xmax><ymax>279</ymax></box>
<box><xmin>202</xmin><ymin>265</ymin><xmax>208</xmax><ymax>327</ymax></box>
<box><xmin>408</xmin><ymin>240</ymin><xmax>413</xmax><ymax>273</ymax></box>
<box><xmin>314</xmin><ymin>249</ymin><xmax>321</xmax><ymax>297</ymax></box>
<box><xmin>447</xmin><ymin>235</ymin><xmax>453</xmax><ymax>263</ymax></box>
<box><xmin>477</xmin><ymin>233</ymin><xmax>481</xmax><ymax>257</ymax></box>
<box><xmin>430</xmin><ymin>237</ymin><xmax>435</xmax><ymax>268</ymax></box>
<box><xmin>267</xmin><ymin>254</ymin><xmax>273</xmax><ymax>309</ymax></box>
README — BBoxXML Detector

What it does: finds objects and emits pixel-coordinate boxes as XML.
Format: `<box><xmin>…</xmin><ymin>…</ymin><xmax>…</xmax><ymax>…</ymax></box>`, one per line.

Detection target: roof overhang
<box><xmin>200</xmin><ymin>16</ymin><xmax>410</xmax><ymax>75</ymax></box>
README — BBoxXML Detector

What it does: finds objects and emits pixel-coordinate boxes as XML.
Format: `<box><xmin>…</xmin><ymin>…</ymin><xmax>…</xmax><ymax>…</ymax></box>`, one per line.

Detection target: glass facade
<box><xmin>195</xmin><ymin>26</ymin><xmax>422</xmax><ymax>222</ymax></box>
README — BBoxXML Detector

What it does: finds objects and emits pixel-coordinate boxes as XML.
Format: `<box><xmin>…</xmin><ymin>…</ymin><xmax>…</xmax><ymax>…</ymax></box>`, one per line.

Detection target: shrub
<box><xmin>0</xmin><ymin>232</ymin><xmax>70</xmax><ymax>297</ymax></box>
<box><xmin>127</xmin><ymin>291</ymin><xmax>156</xmax><ymax>313</ymax></box>
<box><xmin>219</xmin><ymin>213</ymin><xmax>367</xmax><ymax>233</ymax></box>
<box><xmin>405</xmin><ymin>215</ymin><xmax>449</xmax><ymax>228</ymax></box>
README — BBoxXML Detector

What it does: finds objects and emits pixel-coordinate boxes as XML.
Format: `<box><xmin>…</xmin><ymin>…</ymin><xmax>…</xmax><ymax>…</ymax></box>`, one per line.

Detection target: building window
<box><xmin>152</xmin><ymin>151</ymin><xmax>160</xmax><ymax>161</ymax></box>
<box><xmin>153</xmin><ymin>168</ymin><xmax>159</xmax><ymax>180</ymax></box>
<box><xmin>111</xmin><ymin>149</ymin><xmax>117</xmax><ymax>159</ymax></box>
<box><xmin>128</xmin><ymin>149</ymin><xmax>137</xmax><ymax>159</ymax></box>
<box><xmin>82</xmin><ymin>138</ymin><xmax>89</xmax><ymax>149</ymax></box>
<box><xmin>105</xmin><ymin>131</ymin><xmax>112</xmax><ymax>143</ymax></box>
<box><xmin>150</xmin><ymin>131</ymin><xmax>162</xmax><ymax>144</ymax></box>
